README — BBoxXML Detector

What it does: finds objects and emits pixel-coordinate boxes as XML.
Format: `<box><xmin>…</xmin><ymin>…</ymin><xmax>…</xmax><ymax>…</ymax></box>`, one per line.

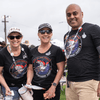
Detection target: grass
<box><xmin>60</xmin><ymin>85</ymin><xmax>66</xmax><ymax>100</ymax></box>
<box><xmin>60</xmin><ymin>70</ymin><xmax>67</xmax><ymax>100</ymax></box>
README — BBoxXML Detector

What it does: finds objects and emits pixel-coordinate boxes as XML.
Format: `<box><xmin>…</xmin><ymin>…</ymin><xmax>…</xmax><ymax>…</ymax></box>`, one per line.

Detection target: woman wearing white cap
<box><xmin>26</xmin><ymin>23</ymin><xmax>65</xmax><ymax>100</ymax></box>
<box><xmin>0</xmin><ymin>27</ymin><xmax>32</xmax><ymax>100</ymax></box>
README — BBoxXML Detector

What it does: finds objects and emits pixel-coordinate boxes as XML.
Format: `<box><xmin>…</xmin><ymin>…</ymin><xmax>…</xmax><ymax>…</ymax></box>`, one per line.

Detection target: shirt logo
<box><xmin>45</xmin><ymin>51</ymin><xmax>51</xmax><ymax>56</ymax></box>
<box><xmin>33</xmin><ymin>56</ymin><xmax>52</xmax><ymax>78</ymax></box>
<box><xmin>82</xmin><ymin>32</ymin><xmax>86</xmax><ymax>38</ymax></box>
<box><xmin>9</xmin><ymin>60</ymin><xmax>27</xmax><ymax>79</ymax></box>
<box><xmin>65</xmin><ymin>34</ymin><xmax>82</xmax><ymax>58</ymax></box>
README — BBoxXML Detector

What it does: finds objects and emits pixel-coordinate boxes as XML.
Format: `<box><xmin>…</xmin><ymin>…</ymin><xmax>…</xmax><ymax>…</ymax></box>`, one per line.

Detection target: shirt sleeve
<box><xmin>90</xmin><ymin>25</ymin><xmax>100</xmax><ymax>47</ymax></box>
<box><xmin>0</xmin><ymin>52</ymin><xmax>5</xmax><ymax>67</ymax></box>
<box><xmin>27</xmin><ymin>47</ymin><xmax>32</xmax><ymax>64</ymax></box>
<box><xmin>55</xmin><ymin>47</ymin><xmax>65</xmax><ymax>63</ymax></box>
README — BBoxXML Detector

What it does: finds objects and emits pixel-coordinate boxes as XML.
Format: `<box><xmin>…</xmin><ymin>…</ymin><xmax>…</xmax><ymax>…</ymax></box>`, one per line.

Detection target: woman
<box><xmin>27</xmin><ymin>23</ymin><xmax>65</xmax><ymax>100</ymax></box>
<box><xmin>0</xmin><ymin>27</ymin><xmax>32</xmax><ymax>100</ymax></box>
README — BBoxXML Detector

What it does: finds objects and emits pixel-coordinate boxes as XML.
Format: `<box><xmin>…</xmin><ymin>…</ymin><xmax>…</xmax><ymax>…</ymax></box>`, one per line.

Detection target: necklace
<box><xmin>9</xmin><ymin>45</ymin><xmax>28</xmax><ymax>66</ymax></box>
<box><xmin>9</xmin><ymin>45</ymin><xmax>18</xmax><ymax>66</ymax></box>
<box><xmin>9</xmin><ymin>45</ymin><xmax>21</xmax><ymax>56</ymax></box>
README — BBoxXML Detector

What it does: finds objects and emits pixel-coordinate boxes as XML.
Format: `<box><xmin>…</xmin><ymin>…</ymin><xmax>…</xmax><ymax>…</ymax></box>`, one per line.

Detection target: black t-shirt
<box><xmin>0</xmin><ymin>46</ymin><xmax>3</xmax><ymax>51</ymax></box>
<box><xmin>64</xmin><ymin>23</ymin><xmax>100</xmax><ymax>82</ymax></box>
<box><xmin>31</xmin><ymin>44</ymin><xmax>65</xmax><ymax>89</ymax></box>
<box><xmin>0</xmin><ymin>44</ymin><xmax>31</xmax><ymax>87</ymax></box>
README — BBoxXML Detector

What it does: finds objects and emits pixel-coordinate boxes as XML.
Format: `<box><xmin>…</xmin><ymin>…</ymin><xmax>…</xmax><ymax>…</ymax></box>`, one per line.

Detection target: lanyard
<box><xmin>65</xmin><ymin>27</ymin><xmax>82</xmax><ymax>59</ymax></box>
<box><xmin>9</xmin><ymin>45</ymin><xmax>27</xmax><ymax>66</ymax></box>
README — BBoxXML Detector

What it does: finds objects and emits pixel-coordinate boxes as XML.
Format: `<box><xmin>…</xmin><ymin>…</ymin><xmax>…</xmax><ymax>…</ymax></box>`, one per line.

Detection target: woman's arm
<box><xmin>0</xmin><ymin>66</ymin><xmax>11</xmax><ymax>95</ymax></box>
<box><xmin>26</xmin><ymin>64</ymin><xmax>34</xmax><ymax>85</ymax></box>
<box><xmin>44</xmin><ymin>61</ymin><xmax>65</xmax><ymax>99</ymax></box>
<box><xmin>52</xmin><ymin>61</ymin><xmax>65</xmax><ymax>85</ymax></box>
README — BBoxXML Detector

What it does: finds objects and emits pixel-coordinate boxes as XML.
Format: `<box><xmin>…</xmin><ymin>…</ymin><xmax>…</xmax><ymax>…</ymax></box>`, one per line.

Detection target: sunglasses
<box><xmin>8</xmin><ymin>35</ymin><xmax>22</xmax><ymax>40</ymax></box>
<box><xmin>39</xmin><ymin>30</ymin><xmax>52</xmax><ymax>34</ymax></box>
<box><xmin>67</xmin><ymin>11</ymin><xmax>78</xmax><ymax>17</ymax></box>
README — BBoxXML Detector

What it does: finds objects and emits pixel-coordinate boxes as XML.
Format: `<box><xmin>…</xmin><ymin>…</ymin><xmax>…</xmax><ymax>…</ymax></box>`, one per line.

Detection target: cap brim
<box><xmin>39</xmin><ymin>28</ymin><xmax>52</xmax><ymax>31</ymax></box>
<box><xmin>8</xmin><ymin>31</ymin><xmax>22</xmax><ymax>36</ymax></box>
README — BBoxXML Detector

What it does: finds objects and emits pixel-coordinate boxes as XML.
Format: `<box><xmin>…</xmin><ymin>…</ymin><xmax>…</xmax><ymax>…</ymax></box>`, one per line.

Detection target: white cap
<box><xmin>8</xmin><ymin>27</ymin><xmax>22</xmax><ymax>36</ymax></box>
<box><xmin>0</xmin><ymin>37</ymin><xmax>4</xmax><ymax>42</ymax></box>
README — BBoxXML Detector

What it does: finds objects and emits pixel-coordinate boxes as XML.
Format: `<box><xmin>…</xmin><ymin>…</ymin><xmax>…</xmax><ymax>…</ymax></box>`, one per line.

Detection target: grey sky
<box><xmin>0</xmin><ymin>0</ymin><xmax>100</xmax><ymax>46</ymax></box>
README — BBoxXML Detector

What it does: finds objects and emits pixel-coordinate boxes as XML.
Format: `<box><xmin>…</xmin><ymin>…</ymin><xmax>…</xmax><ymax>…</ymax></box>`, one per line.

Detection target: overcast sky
<box><xmin>0</xmin><ymin>0</ymin><xmax>100</xmax><ymax>46</ymax></box>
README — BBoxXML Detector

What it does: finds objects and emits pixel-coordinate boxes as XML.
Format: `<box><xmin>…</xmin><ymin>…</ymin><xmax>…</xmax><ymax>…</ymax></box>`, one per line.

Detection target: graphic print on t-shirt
<box><xmin>33</xmin><ymin>56</ymin><xmax>52</xmax><ymax>78</ymax></box>
<box><xmin>65</xmin><ymin>34</ymin><xmax>82</xmax><ymax>58</ymax></box>
<box><xmin>9</xmin><ymin>60</ymin><xmax>27</xmax><ymax>79</ymax></box>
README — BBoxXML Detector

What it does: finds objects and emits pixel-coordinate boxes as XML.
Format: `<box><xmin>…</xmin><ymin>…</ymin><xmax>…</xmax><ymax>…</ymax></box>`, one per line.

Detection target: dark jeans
<box><xmin>1</xmin><ymin>86</ymin><xmax>20</xmax><ymax>100</ymax></box>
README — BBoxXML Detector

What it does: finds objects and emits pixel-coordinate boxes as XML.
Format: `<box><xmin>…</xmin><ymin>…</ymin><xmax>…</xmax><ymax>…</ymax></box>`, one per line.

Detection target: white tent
<box><xmin>51</xmin><ymin>39</ymin><xmax>64</xmax><ymax>49</ymax></box>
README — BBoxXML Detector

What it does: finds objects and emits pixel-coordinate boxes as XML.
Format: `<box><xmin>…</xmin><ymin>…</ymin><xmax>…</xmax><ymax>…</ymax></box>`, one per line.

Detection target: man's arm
<box><xmin>96</xmin><ymin>46</ymin><xmax>100</xmax><ymax>97</ymax></box>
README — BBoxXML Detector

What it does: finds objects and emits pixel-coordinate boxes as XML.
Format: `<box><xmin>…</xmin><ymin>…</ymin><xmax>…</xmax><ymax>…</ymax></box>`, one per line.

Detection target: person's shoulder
<box><xmin>0</xmin><ymin>46</ymin><xmax>7</xmax><ymax>51</ymax></box>
<box><xmin>51</xmin><ymin>44</ymin><xmax>59</xmax><ymax>48</ymax></box>
<box><xmin>51</xmin><ymin>44</ymin><xmax>65</xmax><ymax>57</ymax></box>
<box><xmin>30</xmin><ymin>46</ymin><xmax>38</xmax><ymax>52</ymax></box>
<box><xmin>21</xmin><ymin>43</ymin><xmax>28</xmax><ymax>48</ymax></box>
<box><xmin>0</xmin><ymin>46</ymin><xmax>7</xmax><ymax>55</ymax></box>
<box><xmin>64</xmin><ymin>32</ymin><xmax>69</xmax><ymax>37</ymax></box>
<box><xmin>0</xmin><ymin>46</ymin><xmax>3</xmax><ymax>51</ymax></box>
<box><xmin>21</xmin><ymin>44</ymin><xmax>31</xmax><ymax>51</ymax></box>
<box><xmin>51</xmin><ymin>44</ymin><xmax>62</xmax><ymax>51</ymax></box>
<box><xmin>83</xmin><ymin>23</ymin><xmax>100</xmax><ymax>30</ymax></box>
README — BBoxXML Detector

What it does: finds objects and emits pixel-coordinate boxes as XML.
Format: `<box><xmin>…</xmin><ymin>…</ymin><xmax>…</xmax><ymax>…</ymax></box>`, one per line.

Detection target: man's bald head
<box><xmin>66</xmin><ymin>4</ymin><xmax>83</xmax><ymax>30</ymax></box>
<box><xmin>66</xmin><ymin>4</ymin><xmax>82</xmax><ymax>13</ymax></box>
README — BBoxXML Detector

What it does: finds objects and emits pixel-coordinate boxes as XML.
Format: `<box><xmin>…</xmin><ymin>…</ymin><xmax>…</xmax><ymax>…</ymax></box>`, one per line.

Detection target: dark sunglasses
<box><xmin>8</xmin><ymin>35</ymin><xmax>22</xmax><ymax>40</ymax></box>
<box><xmin>39</xmin><ymin>30</ymin><xmax>52</xmax><ymax>34</ymax></box>
<box><xmin>67</xmin><ymin>11</ymin><xmax>78</xmax><ymax>17</ymax></box>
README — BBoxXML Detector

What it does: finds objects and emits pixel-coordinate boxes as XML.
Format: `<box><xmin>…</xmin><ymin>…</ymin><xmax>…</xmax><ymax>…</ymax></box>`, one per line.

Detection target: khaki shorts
<box><xmin>65</xmin><ymin>79</ymin><xmax>99</xmax><ymax>100</ymax></box>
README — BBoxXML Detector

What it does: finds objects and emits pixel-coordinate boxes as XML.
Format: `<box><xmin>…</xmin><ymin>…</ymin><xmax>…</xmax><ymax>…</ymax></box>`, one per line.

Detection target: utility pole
<box><xmin>2</xmin><ymin>15</ymin><xmax>9</xmax><ymax>44</ymax></box>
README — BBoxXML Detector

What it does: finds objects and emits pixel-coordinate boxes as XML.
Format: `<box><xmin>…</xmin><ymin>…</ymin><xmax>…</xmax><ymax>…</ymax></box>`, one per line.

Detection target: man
<box><xmin>64</xmin><ymin>4</ymin><xmax>100</xmax><ymax>100</ymax></box>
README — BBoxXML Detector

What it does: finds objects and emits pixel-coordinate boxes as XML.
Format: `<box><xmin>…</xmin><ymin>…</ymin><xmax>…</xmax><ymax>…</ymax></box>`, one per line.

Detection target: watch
<box><xmin>52</xmin><ymin>83</ymin><xmax>57</xmax><ymax>87</ymax></box>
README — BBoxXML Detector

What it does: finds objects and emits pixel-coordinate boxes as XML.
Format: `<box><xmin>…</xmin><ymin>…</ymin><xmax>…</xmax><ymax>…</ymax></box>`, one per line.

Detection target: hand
<box><xmin>43</xmin><ymin>85</ymin><xmax>56</xmax><ymax>99</ymax></box>
<box><xmin>5</xmin><ymin>88</ymin><xmax>11</xmax><ymax>96</ymax></box>
<box><xmin>25</xmin><ymin>82</ymin><xmax>32</xmax><ymax>91</ymax></box>
<box><xmin>43</xmin><ymin>92</ymin><xmax>55</xmax><ymax>100</ymax></box>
